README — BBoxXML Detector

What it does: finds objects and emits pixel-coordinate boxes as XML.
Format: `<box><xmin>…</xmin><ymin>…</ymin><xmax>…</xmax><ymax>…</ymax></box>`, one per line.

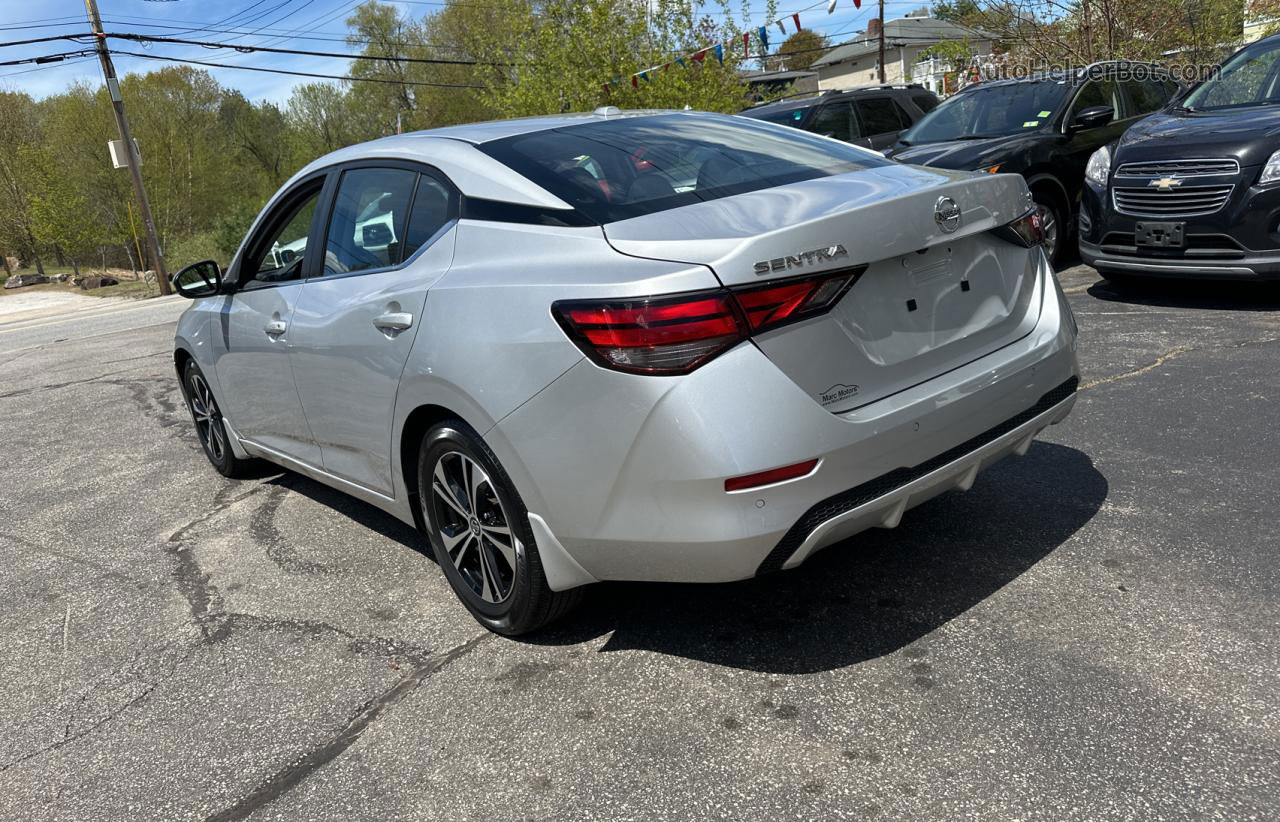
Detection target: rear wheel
<box><xmin>181</xmin><ymin>360</ymin><xmax>259</xmax><ymax>478</ymax></box>
<box><xmin>417</xmin><ymin>420</ymin><xmax>583</xmax><ymax>635</ymax></box>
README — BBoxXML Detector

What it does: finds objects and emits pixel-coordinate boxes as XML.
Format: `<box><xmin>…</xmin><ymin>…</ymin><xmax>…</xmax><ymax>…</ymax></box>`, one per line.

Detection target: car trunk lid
<box><xmin>603</xmin><ymin>164</ymin><xmax>1044</xmax><ymax>411</ymax></box>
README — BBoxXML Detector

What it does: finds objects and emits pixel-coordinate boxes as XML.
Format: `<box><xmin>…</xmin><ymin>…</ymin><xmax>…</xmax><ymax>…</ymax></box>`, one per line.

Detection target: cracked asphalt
<box><xmin>1</xmin><ymin>264</ymin><xmax>1278</xmax><ymax>821</ymax></box>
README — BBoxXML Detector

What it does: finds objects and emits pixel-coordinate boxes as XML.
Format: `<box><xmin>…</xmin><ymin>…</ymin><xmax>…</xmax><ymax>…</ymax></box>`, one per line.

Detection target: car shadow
<box><xmin>527</xmin><ymin>441</ymin><xmax>1107</xmax><ymax>674</ymax></box>
<box><xmin>1086</xmin><ymin>276</ymin><xmax>1280</xmax><ymax>311</ymax></box>
<box><xmin>266</xmin><ymin>472</ymin><xmax>431</xmax><ymax>558</ymax></box>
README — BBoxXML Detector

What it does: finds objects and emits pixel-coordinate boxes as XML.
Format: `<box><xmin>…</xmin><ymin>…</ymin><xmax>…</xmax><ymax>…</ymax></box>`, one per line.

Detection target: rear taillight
<box><xmin>552</xmin><ymin>267</ymin><xmax>864</xmax><ymax>375</ymax></box>
<box><xmin>734</xmin><ymin>271</ymin><xmax>860</xmax><ymax>334</ymax></box>
<box><xmin>993</xmin><ymin>208</ymin><xmax>1045</xmax><ymax>248</ymax></box>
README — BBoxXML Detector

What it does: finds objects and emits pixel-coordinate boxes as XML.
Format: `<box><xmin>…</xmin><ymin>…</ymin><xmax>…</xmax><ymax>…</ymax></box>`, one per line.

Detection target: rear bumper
<box><xmin>763</xmin><ymin>377</ymin><xmax>1076</xmax><ymax>573</ymax></box>
<box><xmin>492</xmin><ymin>255</ymin><xmax>1079</xmax><ymax>586</ymax></box>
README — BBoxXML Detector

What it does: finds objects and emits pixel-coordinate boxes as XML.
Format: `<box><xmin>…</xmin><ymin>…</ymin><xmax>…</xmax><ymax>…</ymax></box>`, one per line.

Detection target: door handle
<box><xmin>373</xmin><ymin>312</ymin><xmax>413</xmax><ymax>332</ymax></box>
<box><xmin>264</xmin><ymin>319</ymin><xmax>287</xmax><ymax>336</ymax></box>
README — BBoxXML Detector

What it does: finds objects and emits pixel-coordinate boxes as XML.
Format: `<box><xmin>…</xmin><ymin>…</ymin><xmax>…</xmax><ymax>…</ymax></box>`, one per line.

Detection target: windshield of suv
<box><xmin>480</xmin><ymin>112</ymin><xmax>892</xmax><ymax>223</ymax></box>
<box><xmin>1183</xmin><ymin>40</ymin><xmax>1280</xmax><ymax>110</ymax></box>
<box><xmin>901</xmin><ymin>79</ymin><xmax>1072</xmax><ymax>143</ymax></box>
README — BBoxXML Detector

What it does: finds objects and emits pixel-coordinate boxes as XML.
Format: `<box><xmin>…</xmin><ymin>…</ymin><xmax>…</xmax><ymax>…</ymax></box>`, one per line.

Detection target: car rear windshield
<box><xmin>901</xmin><ymin>79</ymin><xmax>1072</xmax><ymax>143</ymax></box>
<box><xmin>478</xmin><ymin>113</ymin><xmax>891</xmax><ymax>224</ymax></box>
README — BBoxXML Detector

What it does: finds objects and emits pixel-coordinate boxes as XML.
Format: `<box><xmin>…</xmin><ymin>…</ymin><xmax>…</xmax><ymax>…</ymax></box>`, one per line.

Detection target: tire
<box><xmin>1031</xmin><ymin>188</ymin><xmax>1066</xmax><ymax>267</ymax></box>
<box><xmin>181</xmin><ymin>360</ymin><xmax>260</xmax><ymax>479</ymax></box>
<box><xmin>417</xmin><ymin>419</ymin><xmax>584</xmax><ymax>635</ymax></box>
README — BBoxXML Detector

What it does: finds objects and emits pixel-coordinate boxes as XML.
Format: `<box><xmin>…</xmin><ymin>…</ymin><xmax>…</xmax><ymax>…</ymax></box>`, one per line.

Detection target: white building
<box><xmin>811</xmin><ymin>12</ymin><xmax>993</xmax><ymax>93</ymax></box>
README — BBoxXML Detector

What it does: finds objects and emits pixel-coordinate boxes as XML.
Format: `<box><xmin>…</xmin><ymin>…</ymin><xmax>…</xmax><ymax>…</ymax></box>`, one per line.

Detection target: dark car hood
<box><xmin>886</xmin><ymin>134</ymin><xmax>1043</xmax><ymax>170</ymax></box>
<box><xmin>1117</xmin><ymin>108</ymin><xmax>1280</xmax><ymax>167</ymax></box>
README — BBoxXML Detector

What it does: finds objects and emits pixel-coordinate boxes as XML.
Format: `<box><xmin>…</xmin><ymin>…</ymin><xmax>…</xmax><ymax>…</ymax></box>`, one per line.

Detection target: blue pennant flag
<box><xmin>757</xmin><ymin>26</ymin><xmax>769</xmax><ymax>50</ymax></box>
<box><xmin>713</xmin><ymin>43</ymin><xmax>724</xmax><ymax>63</ymax></box>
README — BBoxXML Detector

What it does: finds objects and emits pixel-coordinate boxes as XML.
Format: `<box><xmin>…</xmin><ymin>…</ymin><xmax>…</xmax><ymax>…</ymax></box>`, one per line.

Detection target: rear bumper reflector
<box><xmin>725</xmin><ymin>458</ymin><xmax>820</xmax><ymax>493</ymax></box>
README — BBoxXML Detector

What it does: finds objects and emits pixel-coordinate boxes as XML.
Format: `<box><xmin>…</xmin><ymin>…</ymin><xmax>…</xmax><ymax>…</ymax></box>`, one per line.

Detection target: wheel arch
<box><xmin>1024</xmin><ymin>171</ymin><xmax>1072</xmax><ymax>219</ymax></box>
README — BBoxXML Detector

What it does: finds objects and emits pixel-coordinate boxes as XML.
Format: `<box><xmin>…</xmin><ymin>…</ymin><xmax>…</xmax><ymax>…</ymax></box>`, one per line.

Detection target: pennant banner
<box><xmin>757</xmin><ymin>26</ymin><xmax>769</xmax><ymax>51</ymax></box>
<box><xmin>713</xmin><ymin>43</ymin><xmax>724</xmax><ymax>64</ymax></box>
<box><xmin>793</xmin><ymin>13</ymin><xmax>802</xmax><ymax>30</ymax></box>
<box><xmin>742</xmin><ymin>32</ymin><xmax>750</xmax><ymax>57</ymax></box>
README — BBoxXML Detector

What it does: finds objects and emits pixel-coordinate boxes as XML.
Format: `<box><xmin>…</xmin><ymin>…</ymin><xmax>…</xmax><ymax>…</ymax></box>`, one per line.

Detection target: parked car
<box><xmin>171</xmin><ymin>109</ymin><xmax>1079</xmax><ymax>635</ymax></box>
<box><xmin>739</xmin><ymin>84</ymin><xmax>941</xmax><ymax>151</ymax></box>
<box><xmin>1081</xmin><ymin>36</ymin><xmax>1280</xmax><ymax>281</ymax></box>
<box><xmin>886</xmin><ymin>63</ymin><xmax>1182</xmax><ymax>264</ymax></box>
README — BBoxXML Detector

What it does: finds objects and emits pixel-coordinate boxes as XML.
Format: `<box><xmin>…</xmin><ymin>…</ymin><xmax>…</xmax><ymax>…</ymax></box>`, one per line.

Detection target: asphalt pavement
<box><xmin>1</xmin><ymin>266</ymin><xmax>1278</xmax><ymax>821</ymax></box>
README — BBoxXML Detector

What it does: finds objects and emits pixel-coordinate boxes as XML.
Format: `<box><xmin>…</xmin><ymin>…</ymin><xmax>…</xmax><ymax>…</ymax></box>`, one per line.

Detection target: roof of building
<box><xmin>811</xmin><ymin>16</ymin><xmax>991</xmax><ymax>69</ymax></box>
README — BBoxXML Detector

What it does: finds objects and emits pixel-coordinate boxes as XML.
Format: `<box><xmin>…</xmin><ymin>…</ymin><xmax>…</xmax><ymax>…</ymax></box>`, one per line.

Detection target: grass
<box><xmin>1</xmin><ymin>266</ymin><xmax>162</xmax><ymax>300</ymax></box>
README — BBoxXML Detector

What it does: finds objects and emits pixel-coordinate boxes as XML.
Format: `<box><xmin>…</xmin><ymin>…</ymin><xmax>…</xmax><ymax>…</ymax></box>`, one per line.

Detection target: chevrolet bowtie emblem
<box><xmin>1149</xmin><ymin>176</ymin><xmax>1184</xmax><ymax>191</ymax></box>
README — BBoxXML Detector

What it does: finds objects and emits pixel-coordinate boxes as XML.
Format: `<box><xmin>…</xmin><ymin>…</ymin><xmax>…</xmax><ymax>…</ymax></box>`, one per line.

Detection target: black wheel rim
<box><xmin>188</xmin><ymin>373</ymin><xmax>226</xmax><ymax>463</ymax></box>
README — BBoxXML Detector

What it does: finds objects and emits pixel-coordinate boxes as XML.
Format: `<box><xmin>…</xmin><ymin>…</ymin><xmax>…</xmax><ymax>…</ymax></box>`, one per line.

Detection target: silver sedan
<box><xmin>171</xmin><ymin>109</ymin><xmax>1079</xmax><ymax>634</ymax></box>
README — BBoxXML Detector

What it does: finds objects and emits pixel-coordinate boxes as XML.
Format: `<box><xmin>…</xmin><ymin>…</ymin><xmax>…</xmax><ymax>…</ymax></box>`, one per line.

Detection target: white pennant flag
<box><xmin>827</xmin><ymin>0</ymin><xmax>837</xmax><ymax>12</ymax></box>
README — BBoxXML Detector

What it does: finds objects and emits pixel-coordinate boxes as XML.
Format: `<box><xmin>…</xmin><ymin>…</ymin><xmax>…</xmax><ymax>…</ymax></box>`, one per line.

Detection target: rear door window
<box><xmin>321</xmin><ymin>168</ymin><xmax>416</xmax><ymax>276</ymax></box>
<box><xmin>807</xmin><ymin>101</ymin><xmax>856</xmax><ymax>141</ymax></box>
<box><xmin>911</xmin><ymin>92</ymin><xmax>939</xmax><ymax>113</ymax></box>
<box><xmin>856</xmin><ymin>97</ymin><xmax>905</xmax><ymax>135</ymax></box>
<box><xmin>479</xmin><ymin>112</ymin><xmax>893</xmax><ymax>224</ymax></box>
<box><xmin>1125</xmin><ymin>78</ymin><xmax>1172</xmax><ymax>115</ymax></box>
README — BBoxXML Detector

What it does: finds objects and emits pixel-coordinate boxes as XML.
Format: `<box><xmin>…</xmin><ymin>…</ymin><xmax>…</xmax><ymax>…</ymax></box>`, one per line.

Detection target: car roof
<box><xmin>745</xmin><ymin>85</ymin><xmax>929</xmax><ymax>115</ymax></box>
<box><xmin>956</xmin><ymin>61</ymin><xmax>1174</xmax><ymax>91</ymax></box>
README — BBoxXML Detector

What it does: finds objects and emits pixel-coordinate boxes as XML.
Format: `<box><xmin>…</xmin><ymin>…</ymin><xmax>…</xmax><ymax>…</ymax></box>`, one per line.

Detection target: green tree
<box><xmin>0</xmin><ymin>92</ymin><xmax>46</xmax><ymax>274</ymax></box>
<box><xmin>774</xmin><ymin>29</ymin><xmax>828</xmax><ymax>72</ymax></box>
<box><xmin>23</xmin><ymin>145</ymin><xmax>106</xmax><ymax>276</ymax></box>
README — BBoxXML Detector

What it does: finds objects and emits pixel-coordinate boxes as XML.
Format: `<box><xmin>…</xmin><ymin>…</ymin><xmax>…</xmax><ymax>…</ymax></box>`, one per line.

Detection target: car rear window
<box><xmin>478</xmin><ymin>113</ymin><xmax>892</xmax><ymax>224</ymax></box>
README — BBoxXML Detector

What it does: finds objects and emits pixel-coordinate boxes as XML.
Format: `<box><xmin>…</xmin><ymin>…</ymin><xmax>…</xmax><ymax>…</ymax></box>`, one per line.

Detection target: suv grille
<box><xmin>1112</xmin><ymin>185</ymin><xmax>1234</xmax><ymax>217</ymax></box>
<box><xmin>1115</xmin><ymin>159</ymin><xmax>1239</xmax><ymax>177</ymax></box>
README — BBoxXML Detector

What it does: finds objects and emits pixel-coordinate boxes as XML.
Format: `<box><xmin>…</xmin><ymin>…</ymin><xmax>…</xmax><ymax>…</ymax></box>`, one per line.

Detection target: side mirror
<box><xmin>1071</xmin><ymin>105</ymin><xmax>1114</xmax><ymax>131</ymax></box>
<box><xmin>172</xmin><ymin>260</ymin><xmax>222</xmax><ymax>299</ymax></box>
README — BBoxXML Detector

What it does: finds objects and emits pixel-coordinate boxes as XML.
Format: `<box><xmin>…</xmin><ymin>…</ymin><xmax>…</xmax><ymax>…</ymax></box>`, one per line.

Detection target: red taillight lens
<box><xmin>553</xmin><ymin>290</ymin><xmax>747</xmax><ymax>375</ymax></box>
<box><xmin>994</xmin><ymin>208</ymin><xmax>1044</xmax><ymax>248</ymax></box>
<box><xmin>552</xmin><ymin>267</ymin><xmax>864</xmax><ymax>375</ymax></box>
<box><xmin>724</xmin><ymin>458</ymin><xmax>819</xmax><ymax>492</ymax></box>
<box><xmin>734</xmin><ymin>270</ymin><xmax>860</xmax><ymax>335</ymax></box>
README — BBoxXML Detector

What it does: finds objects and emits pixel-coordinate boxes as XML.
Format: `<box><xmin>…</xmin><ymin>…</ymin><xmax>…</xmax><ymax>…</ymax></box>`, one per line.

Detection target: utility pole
<box><xmin>83</xmin><ymin>0</ymin><xmax>171</xmax><ymax>295</ymax></box>
<box><xmin>877</xmin><ymin>0</ymin><xmax>886</xmax><ymax>84</ymax></box>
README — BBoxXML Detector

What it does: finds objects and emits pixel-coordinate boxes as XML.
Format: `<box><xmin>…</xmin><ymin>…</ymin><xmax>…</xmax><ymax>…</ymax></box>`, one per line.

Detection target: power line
<box><xmin>0</xmin><ymin>33</ymin><xmax>94</xmax><ymax>49</ymax></box>
<box><xmin>110</xmin><ymin>49</ymin><xmax>484</xmax><ymax>87</ymax></box>
<box><xmin>106</xmin><ymin>32</ymin><xmax>498</xmax><ymax>65</ymax></box>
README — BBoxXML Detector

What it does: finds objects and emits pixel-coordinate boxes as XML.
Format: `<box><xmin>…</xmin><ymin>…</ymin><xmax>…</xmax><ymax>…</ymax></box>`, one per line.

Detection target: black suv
<box><xmin>740</xmin><ymin>85</ymin><xmax>941</xmax><ymax>152</ymax></box>
<box><xmin>885</xmin><ymin>63</ymin><xmax>1181</xmax><ymax>264</ymax></box>
<box><xmin>1082</xmin><ymin>37</ymin><xmax>1280</xmax><ymax>281</ymax></box>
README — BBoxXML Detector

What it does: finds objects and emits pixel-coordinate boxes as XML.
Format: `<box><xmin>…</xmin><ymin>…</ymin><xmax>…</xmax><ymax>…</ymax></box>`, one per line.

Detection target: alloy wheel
<box><xmin>430</xmin><ymin>451</ymin><xmax>518</xmax><ymax>604</ymax></box>
<box><xmin>188</xmin><ymin>373</ymin><xmax>226</xmax><ymax>462</ymax></box>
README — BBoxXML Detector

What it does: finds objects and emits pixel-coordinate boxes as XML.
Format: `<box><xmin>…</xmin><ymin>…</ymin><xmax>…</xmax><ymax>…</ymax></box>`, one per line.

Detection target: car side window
<box><xmin>321</xmin><ymin>167</ymin><xmax>417</xmax><ymax>277</ymax></box>
<box><xmin>911</xmin><ymin>92</ymin><xmax>939</xmax><ymax>113</ymax></box>
<box><xmin>856</xmin><ymin>97</ymin><xmax>903</xmax><ymax>135</ymax></box>
<box><xmin>807</xmin><ymin>102</ymin><xmax>855</xmax><ymax>141</ymax></box>
<box><xmin>1125</xmin><ymin>78</ymin><xmax>1169</xmax><ymax>115</ymax></box>
<box><xmin>1068</xmin><ymin>79</ymin><xmax>1123</xmax><ymax>122</ymax></box>
<box><xmin>401</xmin><ymin>175</ymin><xmax>454</xmax><ymax>259</ymax></box>
<box><xmin>243</xmin><ymin>185</ymin><xmax>322</xmax><ymax>289</ymax></box>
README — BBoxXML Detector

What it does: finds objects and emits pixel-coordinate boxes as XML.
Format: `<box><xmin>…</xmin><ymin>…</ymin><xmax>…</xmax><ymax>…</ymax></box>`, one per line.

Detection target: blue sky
<box><xmin>0</xmin><ymin>0</ymin><xmax>929</xmax><ymax>103</ymax></box>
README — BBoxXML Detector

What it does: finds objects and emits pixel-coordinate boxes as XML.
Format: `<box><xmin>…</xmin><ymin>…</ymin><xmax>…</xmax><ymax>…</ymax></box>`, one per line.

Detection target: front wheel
<box><xmin>1032</xmin><ymin>193</ymin><xmax>1065</xmax><ymax>267</ymax></box>
<box><xmin>418</xmin><ymin>420</ymin><xmax>583</xmax><ymax>635</ymax></box>
<box><xmin>181</xmin><ymin>360</ymin><xmax>260</xmax><ymax>478</ymax></box>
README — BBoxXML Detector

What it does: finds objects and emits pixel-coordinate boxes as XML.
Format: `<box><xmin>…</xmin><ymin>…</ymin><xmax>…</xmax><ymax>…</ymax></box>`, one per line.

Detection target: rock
<box><xmin>77</xmin><ymin>275</ymin><xmax>119</xmax><ymax>290</ymax></box>
<box><xmin>49</xmin><ymin>273</ymin><xmax>71</xmax><ymax>283</ymax></box>
<box><xmin>143</xmin><ymin>269</ymin><xmax>156</xmax><ymax>284</ymax></box>
<box><xmin>3</xmin><ymin>274</ymin><xmax>50</xmax><ymax>289</ymax></box>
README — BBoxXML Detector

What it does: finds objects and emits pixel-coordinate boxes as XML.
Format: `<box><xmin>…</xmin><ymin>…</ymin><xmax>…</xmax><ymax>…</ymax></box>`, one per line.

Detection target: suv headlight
<box><xmin>1260</xmin><ymin>149</ymin><xmax>1280</xmax><ymax>185</ymax></box>
<box><xmin>1085</xmin><ymin>146</ymin><xmax>1111</xmax><ymax>188</ymax></box>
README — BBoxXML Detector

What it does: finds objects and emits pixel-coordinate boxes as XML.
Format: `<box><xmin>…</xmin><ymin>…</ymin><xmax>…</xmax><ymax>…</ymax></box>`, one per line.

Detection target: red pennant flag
<box><xmin>631</xmin><ymin>75</ymin><xmax>638</xmax><ymax>88</ymax></box>
<box><xmin>692</xmin><ymin>48</ymin><xmax>708</xmax><ymax>63</ymax></box>
<box><xmin>793</xmin><ymin>13</ymin><xmax>802</xmax><ymax>30</ymax></box>
<box><xmin>742</xmin><ymin>32</ymin><xmax>750</xmax><ymax>57</ymax></box>
<box><xmin>853</xmin><ymin>0</ymin><xmax>861</xmax><ymax>7</ymax></box>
